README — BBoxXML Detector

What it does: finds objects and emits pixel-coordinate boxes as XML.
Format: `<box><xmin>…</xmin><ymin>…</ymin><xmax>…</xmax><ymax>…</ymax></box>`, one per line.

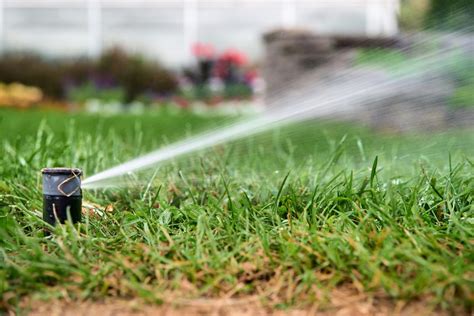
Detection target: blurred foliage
<box><xmin>0</xmin><ymin>54</ymin><xmax>64</xmax><ymax>98</ymax></box>
<box><xmin>0</xmin><ymin>83</ymin><xmax>43</xmax><ymax>108</ymax></box>
<box><xmin>67</xmin><ymin>81</ymin><xmax>125</xmax><ymax>104</ymax></box>
<box><xmin>448</xmin><ymin>55</ymin><xmax>474</xmax><ymax>108</ymax></box>
<box><xmin>399</xmin><ymin>0</ymin><xmax>474</xmax><ymax>31</ymax></box>
<box><xmin>448</xmin><ymin>55</ymin><xmax>474</xmax><ymax>86</ymax></box>
<box><xmin>356</xmin><ymin>48</ymin><xmax>474</xmax><ymax>109</ymax></box>
<box><xmin>97</xmin><ymin>48</ymin><xmax>177</xmax><ymax>102</ymax></box>
<box><xmin>425</xmin><ymin>0</ymin><xmax>474</xmax><ymax>30</ymax></box>
<box><xmin>179</xmin><ymin>85</ymin><xmax>213</xmax><ymax>103</ymax></box>
<box><xmin>399</xmin><ymin>0</ymin><xmax>430</xmax><ymax>31</ymax></box>
<box><xmin>178</xmin><ymin>83</ymin><xmax>252</xmax><ymax>104</ymax></box>
<box><xmin>223</xmin><ymin>84</ymin><xmax>253</xmax><ymax>99</ymax></box>
<box><xmin>355</xmin><ymin>48</ymin><xmax>408</xmax><ymax>69</ymax></box>
<box><xmin>451</xmin><ymin>84</ymin><xmax>474</xmax><ymax>108</ymax></box>
<box><xmin>0</xmin><ymin>48</ymin><xmax>177</xmax><ymax>103</ymax></box>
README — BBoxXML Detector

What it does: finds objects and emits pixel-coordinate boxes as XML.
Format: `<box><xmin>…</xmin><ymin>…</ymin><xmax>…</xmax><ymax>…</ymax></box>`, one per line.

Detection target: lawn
<box><xmin>0</xmin><ymin>108</ymin><xmax>473</xmax><ymax>314</ymax></box>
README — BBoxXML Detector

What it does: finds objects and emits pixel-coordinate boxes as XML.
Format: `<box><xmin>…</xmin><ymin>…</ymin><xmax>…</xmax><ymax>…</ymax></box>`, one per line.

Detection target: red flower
<box><xmin>220</xmin><ymin>48</ymin><xmax>248</xmax><ymax>66</ymax></box>
<box><xmin>192</xmin><ymin>42</ymin><xmax>215</xmax><ymax>59</ymax></box>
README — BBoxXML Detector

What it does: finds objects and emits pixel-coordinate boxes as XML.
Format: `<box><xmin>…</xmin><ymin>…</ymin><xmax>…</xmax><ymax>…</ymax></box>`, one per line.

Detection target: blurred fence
<box><xmin>0</xmin><ymin>0</ymin><xmax>399</xmax><ymax>66</ymax></box>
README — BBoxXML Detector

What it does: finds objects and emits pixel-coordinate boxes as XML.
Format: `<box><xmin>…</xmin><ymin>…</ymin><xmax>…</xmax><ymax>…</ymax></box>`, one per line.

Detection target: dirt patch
<box><xmin>19</xmin><ymin>288</ymin><xmax>453</xmax><ymax>316</ymax></box>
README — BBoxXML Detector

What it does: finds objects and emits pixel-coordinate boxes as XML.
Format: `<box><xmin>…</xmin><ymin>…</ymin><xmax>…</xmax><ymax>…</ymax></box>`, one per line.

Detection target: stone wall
<box><xmin>261</xmin><ymin>29</ymin><xmax>473</xmax><ymax>132</ymax></box>
<box><xmin>262</xmin><ymin>29</ymin><xmax>402</xmax><ymax>101</ymax></box>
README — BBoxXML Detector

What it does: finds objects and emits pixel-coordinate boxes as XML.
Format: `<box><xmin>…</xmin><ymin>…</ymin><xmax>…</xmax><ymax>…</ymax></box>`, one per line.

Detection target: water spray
<box><xmin>42</xmin><ymin>168</ymin><xmax>82</xmax><ymax>227</ymax></box>
<box><xmin>81</xmin><ymin>30</ymin><xmax>473</xmax><ymax>189</ymax></box>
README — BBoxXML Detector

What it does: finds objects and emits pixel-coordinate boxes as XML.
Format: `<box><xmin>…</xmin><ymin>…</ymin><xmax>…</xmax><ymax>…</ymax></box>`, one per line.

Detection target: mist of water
<box><xmin>82</xmin><ymin>32</ymin><xmax>473</xmax><ymax>189</ymax></box>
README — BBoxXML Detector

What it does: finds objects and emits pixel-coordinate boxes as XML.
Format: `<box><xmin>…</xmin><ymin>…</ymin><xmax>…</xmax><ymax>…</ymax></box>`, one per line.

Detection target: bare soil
<box><xmin>19</xmin><ymin>287</ymin><xmax>456</xmax><ymax>316</ymax></box>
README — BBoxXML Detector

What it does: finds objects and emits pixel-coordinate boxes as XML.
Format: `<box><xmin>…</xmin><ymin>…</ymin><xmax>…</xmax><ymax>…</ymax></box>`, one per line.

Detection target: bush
<box><xmin>0</xmin><ymin>83</ymin><xmax>43</xmax><ymax>108</ymax></box>
<box><xmin>399</xmin><ymin>0</ymin><xmax>430</xmax><ymax>31</ymax></box>
<box><xmin>97</xmin><ymin>48</ymin><xmax>177</xmax><ymax>102</ymax></box>
<box><xmin>0</xmin><ymin>54</ymin><xmax>64</xmax><ymax>98</ymax></box>
<box><xmin>0</xmin><ymin>48</ymin><xmax>177</xmax><ymax>103</ymax></box>
<box><xmin>223</xmin><ymin>84</ymin><xmax>253</xmax><ymax>99</ymax></box>
<box><xmin>67</xmin><ymin>81</ymin><xmax>125</xmax><ymax>104</ymax></box>
<box><xmin>425</xmin><ymin>0</ymin><xmax>474</xmax><ymax>30</ymax></box>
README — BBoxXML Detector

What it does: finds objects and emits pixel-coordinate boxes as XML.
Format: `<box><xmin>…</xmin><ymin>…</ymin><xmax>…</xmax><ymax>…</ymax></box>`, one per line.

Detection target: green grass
<box><xmin>0</xmin><ymin>109</ymin><xmax>473</xmax><ymax>313</ymax></box>
<box><xmin>355</xmin><ymin>48</ymin><xmax>410</xmax><ymax>70</ymax></box>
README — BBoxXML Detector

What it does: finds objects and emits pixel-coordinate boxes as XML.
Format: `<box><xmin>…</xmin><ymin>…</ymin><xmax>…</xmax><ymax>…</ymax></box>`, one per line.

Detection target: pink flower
<box><xmin>192</xmin><ymin>42</ymin><xmax>215</xmax><ymax>59</ymax></box>
<box><xmin>220</xmin><ymin>48</ymin><xmax>248</xmax><ymax>66</ymax></box>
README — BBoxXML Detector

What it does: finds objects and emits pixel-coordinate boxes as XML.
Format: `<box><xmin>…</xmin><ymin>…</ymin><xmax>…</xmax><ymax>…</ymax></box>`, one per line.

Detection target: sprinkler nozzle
<box><xmin>42</xmin><ymin>168</ymin><xmax>82</xmax><ymax>227</ymax></box>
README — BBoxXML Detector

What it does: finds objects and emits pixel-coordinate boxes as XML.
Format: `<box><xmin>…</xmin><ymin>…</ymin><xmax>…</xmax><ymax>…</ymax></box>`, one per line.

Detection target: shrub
<box><xmin>97</xmin><ymin>48</ymin><xmax>177</xmax><ymax>102</ymax></box>
<box><xmin>67</xmin><ymin>81</ymin><xmax>125</xmax><ymax>104</ymax></box>
<box><xmin>399</xmin><ymin>0</ymin><xmax>430</xmax><ymax>31</ymax></box>
<box><xmin>425</xmin><ymin>0</ymin><xmax>474</xmax><ymax>30</ymax></box>
<box><xmin>0</xmin><ymin>48</ymin><xmax>177</xmax><ymax>103</ymax></box>
<box><xmin>0</xmin><ymin>83</ymin><xmax>43</xmax><ymax>108</ymax></box>
<box><xmin>0</xmin><ymin>53</ymin><xmax>64</xmax><ymax>98</ymax></box>
<box><xmin>223</xmin><ymin>84</ymin><xmax>252</xmax><ymax>99</ymax></box>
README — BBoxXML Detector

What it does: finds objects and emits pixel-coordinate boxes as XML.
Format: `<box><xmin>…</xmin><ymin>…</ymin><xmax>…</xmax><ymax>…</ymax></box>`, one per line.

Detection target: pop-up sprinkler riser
<box><xmin>42</xmin><ymin>168</ymin><xmax>82</xmax><ymax>227</ymax></box>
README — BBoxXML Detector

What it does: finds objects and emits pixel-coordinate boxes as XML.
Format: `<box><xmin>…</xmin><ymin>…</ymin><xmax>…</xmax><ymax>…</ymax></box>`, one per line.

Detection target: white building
<box><xmin>0</xmin><ymin>0</ymin><xmax>400</xmax><ymax>66</ymax></box>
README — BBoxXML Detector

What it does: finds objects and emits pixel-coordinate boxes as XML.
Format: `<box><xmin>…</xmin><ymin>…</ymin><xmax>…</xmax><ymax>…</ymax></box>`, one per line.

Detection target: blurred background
<box><xmin>0</xmin><ymin>0</ymin><xmax>472</xmax><ymax>127</ymax></box>
<box><xmin>0</xmin><ymin>0</ymin><xmax>400</xmax><ymax>63</ymax></box>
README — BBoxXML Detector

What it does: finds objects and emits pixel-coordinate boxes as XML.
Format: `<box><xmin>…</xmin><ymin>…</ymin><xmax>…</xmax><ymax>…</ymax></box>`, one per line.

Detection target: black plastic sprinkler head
<box><xmin>42</xmin><ymin>168</ymin><xmax>82</xmax><ymax>228</ymax></box>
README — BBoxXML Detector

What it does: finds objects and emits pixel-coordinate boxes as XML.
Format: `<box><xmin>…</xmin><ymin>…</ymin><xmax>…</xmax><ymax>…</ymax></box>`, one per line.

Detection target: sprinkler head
<box><xmin>42</xmin><ymin>168</ymin><xmax>82</xmax><ymax>227</ymax></box>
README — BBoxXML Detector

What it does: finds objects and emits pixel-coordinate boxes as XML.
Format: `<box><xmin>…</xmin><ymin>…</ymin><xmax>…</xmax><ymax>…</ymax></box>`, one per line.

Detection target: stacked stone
<box><xmin>262</xmin><ymin>29</ymin><xmax>401</xmax><ymax>100</ymax></box>
<box><xmin>261</xmin><ymin>29</ymin><xmax>473</xmax><ymax>132</ymax></box>
<box><xmin>263</xmin><ymin>30</ymin><xmax>336</xmax><ymax>100</ymax></box>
